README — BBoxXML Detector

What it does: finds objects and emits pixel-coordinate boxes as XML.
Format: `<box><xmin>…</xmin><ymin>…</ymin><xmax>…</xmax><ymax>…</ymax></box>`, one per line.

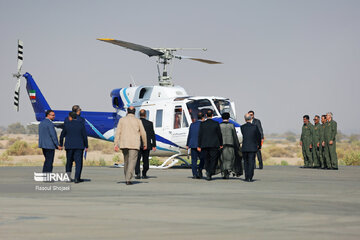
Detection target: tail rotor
<box><xmin>13</xmin><ymin>40</ymin><xmax>24</xmax><ymax>111</ymax></box>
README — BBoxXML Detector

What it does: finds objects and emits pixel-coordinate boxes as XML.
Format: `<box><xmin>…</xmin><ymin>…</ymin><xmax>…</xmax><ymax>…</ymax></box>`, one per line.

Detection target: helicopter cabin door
<box><xmin>170</xmin><ymin>104</ymin><xmax>190</xmax><ymax>147</ymax></box>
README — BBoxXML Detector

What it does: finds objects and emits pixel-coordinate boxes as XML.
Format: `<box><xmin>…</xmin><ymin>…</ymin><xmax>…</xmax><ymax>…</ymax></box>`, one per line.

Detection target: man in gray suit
<box><xmin>39</xmin><ymin>110</ymin><xmax>61</xmax><ymax>173</ymax></box>
<box><xmin>248</xmin><ymin>110</ymin><xmax>264</xmax><ymax>169</ymax></box>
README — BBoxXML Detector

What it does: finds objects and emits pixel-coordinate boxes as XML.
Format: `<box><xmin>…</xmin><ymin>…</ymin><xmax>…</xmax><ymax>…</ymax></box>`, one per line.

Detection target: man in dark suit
<box><xmin>248</xmin><ymin>110</ymin><xmax>264</xmax><ymax>169</ymax></box>
<box><xmin>198</xmin><ymin>109</ymin><xmax>223</xmax><ymax>181</ymax></box>
<box><xmin>241</xmin><ymin>113</ymin><xmax>262</xmax><ymax>182</ymax></box>
<box><xmin>39</xmin><ymin>110</ymin><xmax>61</xmax><ymax>173</ymax></box>
<box><xmin>60</xmin><ymin>112</ymin><xmax>88</xmax><ymax>183</ymax></box>
<box><xmin>135</xmin><ymin>109</ymin><xmax>156</xmax><ymax>179</ymax></box>
<box><xmin>186</xmin><ymin>112</ymin><xmax>205</xmax><ymax>179</ymax></box>
<box><xmin>64</xmin><ymin>105</ymin><xmax>85</xmax><ymax>125</ymax></box>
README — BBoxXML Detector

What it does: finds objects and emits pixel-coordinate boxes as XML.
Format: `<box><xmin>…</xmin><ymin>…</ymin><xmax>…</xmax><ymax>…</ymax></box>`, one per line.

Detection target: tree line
<box><xmin>0</xmin><ymin>122</ymin><xmax>38</xmax><ymax>135</ymax></box>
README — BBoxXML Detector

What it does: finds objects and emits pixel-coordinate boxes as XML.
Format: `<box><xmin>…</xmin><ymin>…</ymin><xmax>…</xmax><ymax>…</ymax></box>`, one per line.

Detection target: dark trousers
<box><xmin>255</xmin><ymin>149</ymin><xmax>263</xmax><ymax>169</ymax></box>
<box><xmin>42</xmin><ymin>149</ymin><xmax>55</xmax><ymax>173</ymax></box>
<box><xmin>135</xmin><ymin>149</ymin><xmax>150</xmax><ymax>176</ymax></box>
<box><xmin>243</xmin><ymin>152</ymin><xmax>256</xmax><ymax>180</ymax></box>
<box><xmin>191</xmin><ymin>148</ymin><xmax>204</xmax><ymax>177</ymax></box>
<box><xmin>203</xmin><ymin>148</ymin><xmax>219</xmax><ymax>176</ymax></box>
<box><xmin>66</xmin><ymin>149</ymin><xmax>83</xmax><ymax>180</ymax></box>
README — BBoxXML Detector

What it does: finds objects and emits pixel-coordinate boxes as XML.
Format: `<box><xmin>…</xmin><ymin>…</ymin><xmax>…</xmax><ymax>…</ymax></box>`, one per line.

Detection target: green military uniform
<box><xmin>324</xmin><ymin>120</ymin><xmax>338</xmax><ymax>169</ymax></box>
<box><xmin>300</xmin><ymin>122</ymin><xmax>314</xmax><ymax>167</ymax></box>
<box><xmin>312</xmin><ymin>122</ymin><xmax>321</xmax><ymax>168</ymax></box>
<box><xmin>319</xmin><ymin>123</ymin><xmax>327</xmax><ymax>168</ymax></box>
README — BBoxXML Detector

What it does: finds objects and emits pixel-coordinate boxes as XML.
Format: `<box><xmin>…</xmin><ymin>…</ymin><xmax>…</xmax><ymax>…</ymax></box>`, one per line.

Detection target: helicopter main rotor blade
<box><xmin>189</xmin><ymin>58</ymin><xmax>222</xmax><ymax>64</ymax></box>
<box><xmin>175</xmin><ymin>55</ymin><xmax>222</xmax><ymax>64</ymax></box>
<box><xmin>97</xmin><ymin>38</ymin><xmax>164</xmax><ymax>57</ymax></box>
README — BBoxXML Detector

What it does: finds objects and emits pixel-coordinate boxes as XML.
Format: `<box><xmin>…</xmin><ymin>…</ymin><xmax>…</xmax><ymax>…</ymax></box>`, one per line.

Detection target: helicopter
<box><xmin>12</xmin><ymin>39</ymin><xmax>242</xmax><ymax>168</ymax></box>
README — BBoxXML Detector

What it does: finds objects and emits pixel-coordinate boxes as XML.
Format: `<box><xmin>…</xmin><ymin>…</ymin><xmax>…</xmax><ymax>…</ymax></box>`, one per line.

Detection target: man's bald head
<box><xmin>127</xmin><ymin>106</ymin><xmax>136</xmax><ymax>115</ymax></box>
<box><xmin>244</xmin><ymin>113</ymin><xmax>252</xmax><ymax>122</ymax></box>
<box><xmin>139</xmin><ymin>109</ymin><xmax>146</xmax><ymax>118</ymax></box>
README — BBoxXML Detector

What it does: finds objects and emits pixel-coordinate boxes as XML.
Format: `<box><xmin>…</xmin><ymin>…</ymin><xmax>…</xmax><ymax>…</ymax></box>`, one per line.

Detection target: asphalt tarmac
<box><xmin>1</xmin><ymin>166</ymin><xmax>360</xmax><ymax>240</ymax></box>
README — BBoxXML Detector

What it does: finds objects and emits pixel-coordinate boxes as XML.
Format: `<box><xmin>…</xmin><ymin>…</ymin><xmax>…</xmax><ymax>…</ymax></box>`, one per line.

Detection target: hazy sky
<box><xmin>1</xmin><ymin>0</ymin><xmax>359</xmax><ymax>134</ymax></box>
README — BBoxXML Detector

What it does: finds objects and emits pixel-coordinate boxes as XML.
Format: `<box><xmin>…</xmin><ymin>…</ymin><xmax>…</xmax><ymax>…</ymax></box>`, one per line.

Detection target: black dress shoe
<box><xmin>126</xmin><ymin>181</ymin><xmax>133</xmax><ymax>185</ymax></box>
<box><xmin>135</xmin><ymin>175</ymin><xmax>141</xmax><ymax>179</ymax></box>
<box><xmin>142</xmin><ymin>175</ymin><xmax>148</xmax><ymax>179</ymax></box>
<box><xmin>74</xmin><ymin>179</ymin><xmax>81</xmax><ymax>184</ymax></box>
<box><xmin>223</xmin><ymin>174</ymin><xmax>230</xmax><ymax>179</ymax></box>
<box><xmin>206</xmin><ymin>173</ymin><xmax>212</xmax><ymax>181</ymax></box>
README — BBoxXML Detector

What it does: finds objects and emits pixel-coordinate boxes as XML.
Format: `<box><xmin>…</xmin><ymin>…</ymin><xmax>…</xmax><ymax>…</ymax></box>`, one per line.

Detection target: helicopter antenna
<box><xmin>130</xmin><ymin>74</ymin><xmax>136</xmax><ymax>87</ymax></box>
<box><xmin>97</xmin><ymin>38</ymin><xmax>222</xmax><ymax>87</ymax></box>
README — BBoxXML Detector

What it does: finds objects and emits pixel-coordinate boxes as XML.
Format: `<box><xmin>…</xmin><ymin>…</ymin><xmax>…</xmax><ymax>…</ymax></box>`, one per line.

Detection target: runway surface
<box><xmin>1</xmin><ymin>166</ymin><xmax>360</xmax><ymax>240</ymax></box>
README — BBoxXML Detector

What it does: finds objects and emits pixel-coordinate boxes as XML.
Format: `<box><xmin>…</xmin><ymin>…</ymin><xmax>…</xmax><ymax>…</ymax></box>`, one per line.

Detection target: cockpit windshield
<box><xmin>213</xmin><ymin>99</ymin><xmax>235</xmax><ymax>120</ymax></box>
<box><xmin>186</xmin><ymin>99</ymin><xmax>218</xmax><ymax>123</ymax></box>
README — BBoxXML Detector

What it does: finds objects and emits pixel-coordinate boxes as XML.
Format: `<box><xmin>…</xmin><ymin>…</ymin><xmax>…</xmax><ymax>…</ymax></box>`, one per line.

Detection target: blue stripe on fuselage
<box><xmin>155</xmin><ymin>134</ymin><xmax>185</xmax><ymax>149</ymax></box>
<box><xmin>122</xmin><ymin>88</ymin><xmax>131</xmax><ymax>107</ymax></box>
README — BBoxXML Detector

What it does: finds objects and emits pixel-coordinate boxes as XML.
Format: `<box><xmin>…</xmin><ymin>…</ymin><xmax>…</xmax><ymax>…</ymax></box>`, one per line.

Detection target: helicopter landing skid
<box><xmin>150</xmin><ymin>153</ymin><xmax>190</xmax><ymax>169</ymax></box>
<box><xmin>113</xmin><ymin>153</ymin><xmax>191</xmax><ymax>169</ymax></box>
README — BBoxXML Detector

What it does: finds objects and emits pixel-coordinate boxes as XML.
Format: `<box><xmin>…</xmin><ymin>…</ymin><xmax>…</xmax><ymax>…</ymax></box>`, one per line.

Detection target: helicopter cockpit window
<box><xmin>186</xmin><ymin>99</ymin><xmax>218</xmax><ymax>123</ymax></box>
<box><xmin>213</xmin><ymin>99</ymin><xmax>235</xmax><ymax>119</ymax></box>
<box><xmin>156</xmin><ymin>109</ymin><xmax>163</xmax><ymax>128</ymax></box>
<box><xmin>139</xmin><ymin>88</ymin><xmax>146</xmax><ymax>99</ymax></box>
<box><xmin>113</xmin><ymin>97</ymin><xmax>119</xmax><ymax>108</ymax></box>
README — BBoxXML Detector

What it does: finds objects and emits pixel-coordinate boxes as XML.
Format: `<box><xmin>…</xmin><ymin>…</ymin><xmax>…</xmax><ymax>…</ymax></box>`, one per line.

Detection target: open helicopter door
<box><xmin>169</xmin><ymin>103</ymin><xmax>191</xmax><ymax>166</ymax></box>
<box><xmin>230</xmin><ymin>101</ymin><xmax>237</xmax><ymax>121</ymax></box>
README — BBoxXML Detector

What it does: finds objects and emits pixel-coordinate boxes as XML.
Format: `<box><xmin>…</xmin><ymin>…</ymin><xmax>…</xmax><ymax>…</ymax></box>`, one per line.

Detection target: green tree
<box><xmin>349</xmin><ymin>134</ymin><xmax>360</xmax><ymax>143</ymax></box>
<box><xmin>0</xmin><ymin>126</ymin><xmax>6</xmax><ymax>135</ymax></box>
<box><xmin>7</xmin><ymin>122</ymin><xmax>26</xmax><ymax>134</ymax></box>
<box><xmin>337</xmin><ymin>130</ymin><xmax>346</xmax><ymax>142</ymax></box>
<box><xmin>26</xmin><ymin>124</ymin><xmax>39</xmax><ymax>135</ymax></box>
<box><xmin>284</xmin><ymin>131</ymin><xmax>297</xmax><ymax>142</ymax></box>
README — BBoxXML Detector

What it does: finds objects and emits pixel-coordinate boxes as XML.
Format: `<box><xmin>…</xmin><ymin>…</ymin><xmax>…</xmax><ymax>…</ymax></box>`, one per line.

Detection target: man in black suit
<box><xmin>198</xmin><ymin>109</ymin><xmax>223</xmax><ymax>181</ymax></box>
<box><xmin>64</xmin><ymin>105</ymin><xmax>85</xmax><ymax>125</ymax></box>
<box><xmin>135</xmin><ymin>109</ymin><xmax>156</xmax><ymax>179</ymax></box>
<box><xmin>60</xmin><ymin>112</ymin><xmax>88</xmax><ymax>183</ymax></box>
<box><xmin>248</xmin><ymin>110</ymin><xmax>264</xmax><ymax>169</ymax></box>
<box><xmin>241</xmin><ymin>113</ymin><xmax>262</xmax><ymax>182</ymax></box>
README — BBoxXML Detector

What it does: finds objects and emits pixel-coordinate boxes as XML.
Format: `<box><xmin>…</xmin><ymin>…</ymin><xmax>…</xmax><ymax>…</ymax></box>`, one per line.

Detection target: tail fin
<box><xmin>23</xmin><ymin>72</ymin><xmax>51</xmax><ymax>121</ymax></box>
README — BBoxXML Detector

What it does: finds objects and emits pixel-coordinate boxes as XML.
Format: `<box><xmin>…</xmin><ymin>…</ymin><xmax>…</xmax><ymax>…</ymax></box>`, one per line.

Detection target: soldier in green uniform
<box><xmin>319</xmin><ymin>115</ymin><xmax>328</xmax><ymax>169</ymax></box>
<box><xmin>324</xmin><ymin>112</ymin><xmax>338</xmax><ymax>170</ymax></box>
<box><xmin>300</xmin><ymin>115</ymin><xmax>314</xmax><ymax>168</ymax></box>
<box><xmin>312</xmin><ymin>115</ymin><xmax>321</xmax><ymax>168</ymax></box>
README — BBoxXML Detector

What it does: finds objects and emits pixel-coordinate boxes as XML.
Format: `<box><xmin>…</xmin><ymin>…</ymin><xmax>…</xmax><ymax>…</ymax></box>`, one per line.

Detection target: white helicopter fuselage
<box><xmin>110</xmin><ymin>84</ymin><xmax>242</xmax><ymax>156</ymax></box>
